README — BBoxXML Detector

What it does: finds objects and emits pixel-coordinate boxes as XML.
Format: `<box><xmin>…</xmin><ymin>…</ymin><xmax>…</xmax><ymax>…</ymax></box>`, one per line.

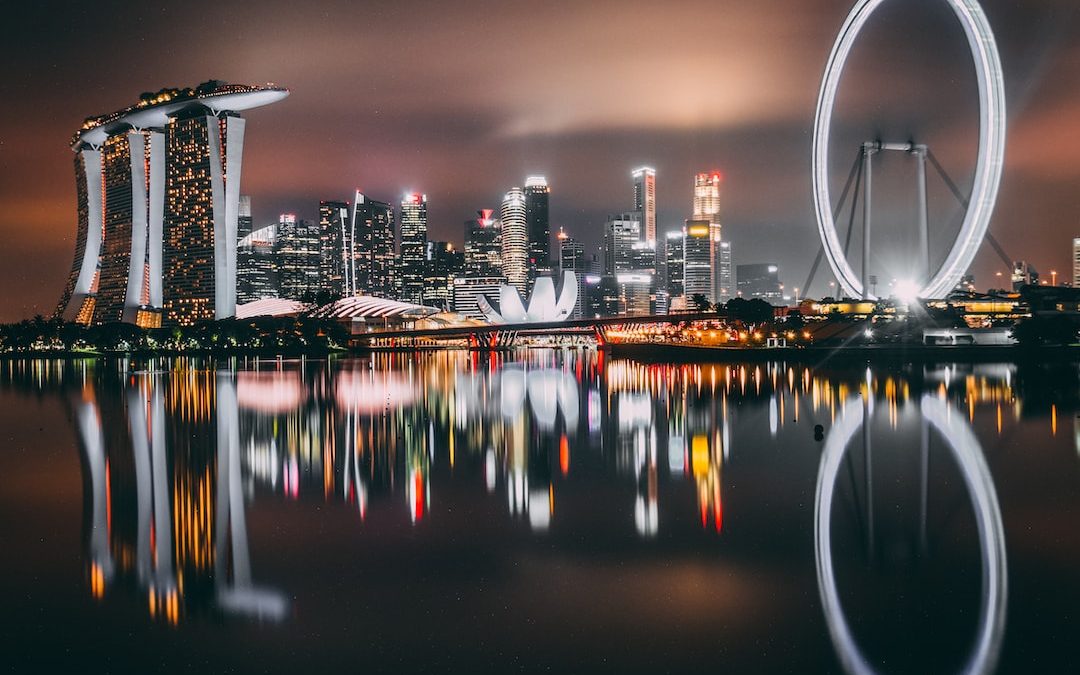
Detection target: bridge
<box><xmin>352</xmin><ymin>311</ymin><xmax>732</xmax><ymax>350</ymax></box>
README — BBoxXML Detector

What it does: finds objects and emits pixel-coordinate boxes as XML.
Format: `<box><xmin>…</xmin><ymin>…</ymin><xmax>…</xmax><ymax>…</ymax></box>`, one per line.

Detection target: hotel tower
<box><xmin>57</xmin><ymin>80</ymin><xmax>288</xmax><ymax>326</ymax></box>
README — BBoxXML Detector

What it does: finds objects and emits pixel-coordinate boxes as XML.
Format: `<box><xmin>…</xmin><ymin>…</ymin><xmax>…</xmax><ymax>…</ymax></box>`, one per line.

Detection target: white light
<box><xmin>811</xmin><ymin>0</ymin><xmax>1006</xmax><ymax>300</ymax></box>
<box><xmin>894</xmin><ymin>279</ymin><xmax>920</xmax><ymax>305</ymax></box>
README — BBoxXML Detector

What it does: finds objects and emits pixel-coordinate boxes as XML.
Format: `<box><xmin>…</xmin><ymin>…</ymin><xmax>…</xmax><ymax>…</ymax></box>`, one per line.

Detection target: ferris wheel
<box><xmin>810</xmin><ymin>0</ymin><xmax>1007</xmax><ymax>301</ymax></box>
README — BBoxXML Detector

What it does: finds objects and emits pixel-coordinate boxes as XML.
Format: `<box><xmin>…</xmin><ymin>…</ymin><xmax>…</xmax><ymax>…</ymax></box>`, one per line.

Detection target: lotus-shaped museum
<box><xmin>477</xmin><ymin>272</ymin><xmax>578</xmax><ymax>324</ymax></box>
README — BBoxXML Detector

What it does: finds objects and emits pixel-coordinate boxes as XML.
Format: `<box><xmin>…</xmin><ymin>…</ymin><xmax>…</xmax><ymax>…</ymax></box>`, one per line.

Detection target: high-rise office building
<box><xmin>662</xmin><ymin>230</ymin><xmax>685</xmax><ymax>300</ymax></box>
<box><xmin>1073</xmin><ymin>237</ymin><xmax>1080</xmax><ymax>288</ymax></box>
<box><xmin>692</xmin><ymin>171</ymin><xmax>724</xmax><ymax>302</ymax></box>
<box><xmin>692</xmin><ymin>171</ymin><xmax>722</xmax><ymax>233</ymax></box>
<box><xmin>717</xmin><ymin>240</ymin><xmax>734</xmax><ymax>302</ymax></box>
<box><xmin>603</xmin><ymin>213</ymin><xmax>642</xmax><ymax>275</ymax></box>
<box><xmin>620</xmin><ymin>241</ymin><xmax>657</xmax><ymax>316</ymax></box>
<box><xmin>236</xmin><ymin>196</ymin><xmax>256</xmax><ymax>300</ymax></box>
<box><xmin>56</xmin><ymin>81</ymin><xmax>288</xmax><ymax>326</ymax></box>
<box><xmin>319</xmin><ymin>200</ymin><xmax>350</xmax><ymax>298</ymax></box>
<box><xmin>399</xmin><ymin>193</ymin><xmax>428</xmax><ymax>304</ymax></box>
<box><xmin>524</xmin><ymin>176</ymin><xmax>551</xmax><ymax>290</ymax></box>
<box><xmin>632</xmin><ymin>167</ymin><xmax>657</xmax><ymax>243</ymax></box>
<box><xmin>558</xmin><ymin>229</ymin><xmax>586</xmax><ymax>320</ymax></box>
<box><xmin>237</xmin><ymin>221</ymin><xmax>279</xmax><ymax>303</ymax></box>
<box><xmin>616</xmin><ymin>273</ymin><xmax>654</xmax><ymax>316</ymax></box>
<box><xmin>585</xmin><ymin>275</ymin><xmax>620</xmax><ymax>318</ymax></box>
<box><xmin>422</xmin><ymin>241</ymin><xmax>464</xmax><ymax>309</ymax></box>
<box><xmin>238</xmin><ymin>195</ymin><xmax>253</xmax><ymax>240</ymax></box>
<box><xmin>465</xmin><ymin>209</ymin><xmax>502</xmax><ymax>278</ymax></box>
<box><xmin>276</xmin><ymin>214</ymin><xmax>321</xmax><ymax>301</ymax></box>
<box><xmin>353</xmin><ymin>192</ymin><xmax>395</xmax><ymax>298</ymax></box>
<box><xmin>683</xmin><ymin>221</ymin><xmax>713</xmax><ymax>305</ymax></box>
<box><xmin>500</xmin><ymin>187</ymin><xmax>528</xmax><ymax>294</ymax></box>
<box><xmin>736</xmin><ymin>263</ymin><xmax>782</xmax><ymax>302</ymax></box>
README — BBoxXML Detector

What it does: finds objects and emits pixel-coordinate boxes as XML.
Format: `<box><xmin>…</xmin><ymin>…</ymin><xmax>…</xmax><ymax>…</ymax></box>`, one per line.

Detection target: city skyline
<box><xmin>2</xmin><ymin>0</ymin><xmax>1079</xmax><ymax>321</ymax></box>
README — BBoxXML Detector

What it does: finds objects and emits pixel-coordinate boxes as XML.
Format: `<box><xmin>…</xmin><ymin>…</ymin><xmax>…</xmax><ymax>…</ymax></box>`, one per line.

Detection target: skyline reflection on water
<box><xmin>1</xmin><ymin>352</ymin><xmax>1078</xmax><ymax>673</ymax></box>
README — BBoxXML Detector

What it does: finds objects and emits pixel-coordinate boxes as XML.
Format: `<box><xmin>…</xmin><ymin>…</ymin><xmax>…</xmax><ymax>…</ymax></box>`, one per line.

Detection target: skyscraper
<box><xmin>422</xmin><ymin>241</ymin><xmax>464</xmax><ymax>309</ymax></box>
<box><xmin>57</xmin><ymin>82</ymin><xmax>287</xmax><ymax>326</ymax></box>
<box><xmin>632</xmin><ymin>167</ymin><xmax>657</xmax><ymax>243</ymax></box>
<box><xmin>692</xmin><ymin>171</ymin><xmax>724</xmax><ymax>303</ymax></box>
<box><xmin>692</xmin><ymin>171</ymin><xmax>722</xmax><ymax>232</ymax></box>
<box><xmin>683</xmin><ymin>221</ymin><xmax>712</xmax><ymax>306</ymax></box>
<box><xmin>736</xmin><ymin>264</ymin><xmax>782</xmax><ymax>302</ymax></box>
<box><xmin>500</xmin><ymin>187</ymin><xmax>528</xmax><ymax>294</ymax></box>
<box><xmin>1073</xmin><ymin>237</ymin><xmax>1080</xmax><ymax>288</ymax></box>
<box><xmin>558</xmin><ymin>229</ymin><xmax>586</xmax><ymax>320</ymax></box>
<box><xmin>603</xmin><ymin>213</ymin><xmax>642</xmax><ymax>275</ymax></box>
<box><xmin>319</xmin><ymin>200</ymin><xmax>350</xmax><ymax>298</ymax></box>
<box><xmin>524</xmin><ymin>176</ymin><xmax>551</xmax><ymax>290</ymax></box>
<box><xmin>237</xmin><ymin>220</ymin><xmax>278</xmax><ymax>304</ymax></box>
<box><xmin>399</xmin><ymin>193</ymin><xmax>428</xmax><ymax>304</ymax></box>
<box><xmin>354</xmin><ymin>192</ymin><xmax>396</xmax><ymax>298</ymax></box>
<box><xmin>237</xmin><ymin>195</ymin><xmax>253</xmax><ymax>241</ymax></box>
<box><xmin>717</xmin><ymin>240</ymin><xmax>734</xmax><ymax>302</ymax></box>
<box><xmin>620</xmin><ymin>242</ymin><xmax>657</xmax><ymax>315</ymax></box>
<box><xmin>662</xmin><ymin>230</ymin><xmax>685</xmax><ymax>300</ymax></box>
<box><xmin>276</xmin><ymin>214</ymin><xmax>321</xmax><ymax>301</ymax></box>
<box><xmin>464</xmin><ymin>209</ymin><xmax>502</xmax><ymax>278</ymax></box>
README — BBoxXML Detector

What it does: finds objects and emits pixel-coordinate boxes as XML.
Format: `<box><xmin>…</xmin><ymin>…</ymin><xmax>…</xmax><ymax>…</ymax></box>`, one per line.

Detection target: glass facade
<box><xmin>524</xmin><ymin>177</ymin><xmax>550</xmax><ymax>291</ymax></box>
<box><xmin>163</xmin><ymin>112</ymin><xmax>217</xmax><ymax>325</ymax></box>
<box><xmin>683</xmin><ymin>220</ymin><xmax>712</xmax><ymax>304</ymax></box>
<box><xmin>355</xmin><ymin>193</ymin><xmax>396</xmax><ymax>299</ymax></box>
<box><xmin>276</xmin><ymin>214</ymin><xmax>321</xmax><ymax>301</ymax></box>
<box><xmin>422</xmin><ymin>241</ymin><xmax>464</xmax><ymax>309</ymax></box>
<box><xmin>399</xmin><ymin>194</ymin><xmax>427</xmax><ymax>304</ymax></box>
<box><xmin>632</xmin><ymin>167</ymin><xmax>656</xmax><ymax>243</ymax></box>
<box><xmin>500</xmin><ymin>188</ymin><xmax>528</xmax><ymax>295</ymax></box>
<box><xmin>464</xmin><ymin>210</ymin><xmax>502</xmax><ymax>279</ymax></box>
<box><xmin>319</xmin><ymin>200</ymin><xmax>349</xmax><ymax>299</ymax></box>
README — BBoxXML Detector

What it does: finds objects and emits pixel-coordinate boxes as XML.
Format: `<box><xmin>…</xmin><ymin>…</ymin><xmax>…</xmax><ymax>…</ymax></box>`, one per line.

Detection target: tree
<box><xmin>724</xmin><ymin>297</ymin><xmax>774</xmax><ymax>325</ymax></box>
<box><xmin>690</xmin><ymin>293</ymin><xmax>712</xmax><ymax>312</ymax></box>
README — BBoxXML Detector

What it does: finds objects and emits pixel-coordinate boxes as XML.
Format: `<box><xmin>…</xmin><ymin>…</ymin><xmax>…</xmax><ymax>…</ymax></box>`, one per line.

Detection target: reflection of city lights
<box><xmin>53</xmin><ymin>349</ymin><xmax>1040</xmax><ymax>643</ymax></box>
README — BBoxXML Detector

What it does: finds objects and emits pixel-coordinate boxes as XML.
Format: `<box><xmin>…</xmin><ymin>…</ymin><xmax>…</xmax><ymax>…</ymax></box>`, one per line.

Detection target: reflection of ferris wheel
<box><xmin>814</xmin><ymin>395</ymin><xmax>1007</xmax><ymax>675</ymax></box>
<box><xmin>810</xmin><ymin>0</ymin><xmax>1007</xmax><ymax>301</ymax></box>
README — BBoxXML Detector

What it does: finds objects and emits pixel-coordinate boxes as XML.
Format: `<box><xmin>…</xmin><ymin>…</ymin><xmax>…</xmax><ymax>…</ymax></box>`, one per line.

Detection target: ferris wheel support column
<box><xmin>914</xmin><ymin>145</ymin><xmax>931</xmax><ymax>286</ymax></box>
<box><xmin>861</xmin><ymin>142</ymin><xmax>876</xmax><ymax>300</ymax></box>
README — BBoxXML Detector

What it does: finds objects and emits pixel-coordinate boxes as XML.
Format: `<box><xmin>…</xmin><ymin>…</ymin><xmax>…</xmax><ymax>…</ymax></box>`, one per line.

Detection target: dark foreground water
<box><xmin>0</xmin><ymin>352</ymin><xmax>1077</xmax><ymax>674</ymax></box>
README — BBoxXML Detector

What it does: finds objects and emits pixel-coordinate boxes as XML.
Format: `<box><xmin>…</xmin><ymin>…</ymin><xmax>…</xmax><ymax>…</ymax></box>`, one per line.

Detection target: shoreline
<box><xmin>605</xmin><ymin>342</ymin><xmax>1080</xmax><ymax>364</ymax></box>
<box><xmin>1</xmin><ymin>342</ymin><xmax>1078</xmax><ymax>365</ymax></box>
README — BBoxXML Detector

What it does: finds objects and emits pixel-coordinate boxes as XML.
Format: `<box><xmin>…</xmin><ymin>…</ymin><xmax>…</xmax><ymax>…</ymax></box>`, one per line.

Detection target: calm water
<box><xmin>1</xmin><ymin>352</ymin><xmax>1078</xmax><ymax>673</ymax></box>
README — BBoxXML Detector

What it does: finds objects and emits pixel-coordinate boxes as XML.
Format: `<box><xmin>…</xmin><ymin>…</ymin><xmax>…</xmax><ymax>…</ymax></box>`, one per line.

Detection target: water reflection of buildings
<box><xmin>72</xmin><ymin>363</ymin><xmax>288</xmax><ymax>624</ymax></box>
<box><xmin>54</xmin><ymin>354</ymin><xmax>1053</xmax><ymax>553</ymax></box>
<box><xmin>3</xmin><ymin>352</ymin><xmax>1067</xmax><ymax>631</ymax></box>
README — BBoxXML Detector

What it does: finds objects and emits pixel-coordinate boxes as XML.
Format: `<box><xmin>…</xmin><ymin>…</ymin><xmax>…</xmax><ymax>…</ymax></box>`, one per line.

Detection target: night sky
<box><xmin>1</xmin><ymin>0</ymin><xmax>1078</xmax><ymax>321</ymax></box>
